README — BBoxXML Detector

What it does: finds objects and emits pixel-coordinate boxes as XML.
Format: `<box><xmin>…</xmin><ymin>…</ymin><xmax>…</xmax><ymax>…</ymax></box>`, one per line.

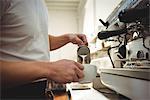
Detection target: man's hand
<box><xmin>67</xmin><ymin>34</ymin><xmax>88</xmax><ymax>46</ymax></box>
<box><xmin>49</xmin><ymin>33</ymin><xmax>88</xmax><ymax>51</ymax></box>
<box><xmin>46</xmin><ymin>59</ymin><xmax>84</xmax><ymax>83</ymax></box>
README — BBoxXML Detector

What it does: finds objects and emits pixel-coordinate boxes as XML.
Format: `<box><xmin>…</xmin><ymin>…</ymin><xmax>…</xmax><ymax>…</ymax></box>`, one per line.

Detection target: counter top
<box><xmin>67</xmin><ymin>83</ymin><xmax>109</xmax><ymax>100</ymax></box>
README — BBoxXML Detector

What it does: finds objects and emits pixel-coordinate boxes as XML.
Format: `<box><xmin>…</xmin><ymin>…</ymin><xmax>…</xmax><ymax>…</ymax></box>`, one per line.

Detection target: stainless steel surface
<box><xmin>126</xmin><ymin>37</ymin><xmax>150</xmax><ymax>61</ymax></box>
<box><xmin>77</xmin><ymin>46</ymin><xmax>91</xmax><ymax>64</ymax></box>
<box><xmin>99</xmin><ymin>68</ymin><xmax>150</xmax><ymax>100</ymax></box>
<box><xmin>100</xmin><ymin>68</ymin><xmax>150</xmax><ymax>80</ymax></box>
<box><xmin>97</xmin><ymin>0</ymin><xmax>150</xmax><ymax>99</ymax></box>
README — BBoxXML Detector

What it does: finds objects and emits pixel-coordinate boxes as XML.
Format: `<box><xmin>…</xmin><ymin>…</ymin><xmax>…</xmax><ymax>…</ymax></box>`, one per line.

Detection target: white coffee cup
<box><xmin>79</xmin><ymin>64</ymin><xmax>97</xmax><ymax>83</ymax></box>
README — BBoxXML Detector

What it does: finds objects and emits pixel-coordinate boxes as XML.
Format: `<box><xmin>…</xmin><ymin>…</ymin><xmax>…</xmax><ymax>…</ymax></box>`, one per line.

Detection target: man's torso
<box><xmin>0</xmin><ymin>0</ymin><xmax>50</xmax><ymax>61</ymax></box>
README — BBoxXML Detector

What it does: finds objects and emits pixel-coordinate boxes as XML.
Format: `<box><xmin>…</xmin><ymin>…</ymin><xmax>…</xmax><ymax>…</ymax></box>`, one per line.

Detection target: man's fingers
<box><xmin>75</xmin><ymin>37</ymin><xmax>84</xmax><ymax>45</ymax></box>
<box><xmin>73</xmin><ymin>61</ymin><xmax>84</xmax><ymax>79</ymax></box>
<box><xmin>77</xmin><ymin>34</ymin><xmax>88</xmax><ymax>45</ymax></box>
<box><xmin>73</xmin><ymin>73</ymin><xmax>79</xmax><ymax>82</ymax></box>
<box><xmin>74</xmin><ymin>62</ymin><xmax>84</xmax><ymax>70</ymax></box>
<box><xmin>75</xmin><ymin>67</ymin><xmax>84</xmax><ymax>79</ymax></box>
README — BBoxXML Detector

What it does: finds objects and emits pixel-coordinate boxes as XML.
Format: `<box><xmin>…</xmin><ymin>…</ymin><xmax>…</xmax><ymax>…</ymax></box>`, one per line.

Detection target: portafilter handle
<box><xmin>98</xmin><ymin>28</ymin><xmax>127</xmax><ymax>40</ymax></box>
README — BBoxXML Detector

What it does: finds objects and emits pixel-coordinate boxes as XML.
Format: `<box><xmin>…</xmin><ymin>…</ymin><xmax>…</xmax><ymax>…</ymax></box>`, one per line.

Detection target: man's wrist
<box><xmin>41</xmin><ymin>61</ymin><xmax>56</xmax><ymax>80</ymax></box>
<box><xmin>37</xmin><ymin>62</ymin><xmax>50</xmax><ymax>79</ymax></box>
<box><xmin>64</xmin><ymin>33</ymin><xmax>72</xmax><ymax>43</ymax></box>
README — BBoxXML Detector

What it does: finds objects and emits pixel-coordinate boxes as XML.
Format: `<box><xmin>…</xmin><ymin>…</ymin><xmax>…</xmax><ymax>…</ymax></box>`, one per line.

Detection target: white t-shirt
<box><xmin>0</xmin><ymin>0</ymin><xmax>50</xmax><ymax>61</ymax></box>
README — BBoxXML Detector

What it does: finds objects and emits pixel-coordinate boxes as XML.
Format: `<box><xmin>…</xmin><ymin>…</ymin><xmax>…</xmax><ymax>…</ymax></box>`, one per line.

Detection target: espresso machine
<box><xmin>97</xmin><ymin>0</ymin><xmax>150</xmax><ymax>99</ymax></box>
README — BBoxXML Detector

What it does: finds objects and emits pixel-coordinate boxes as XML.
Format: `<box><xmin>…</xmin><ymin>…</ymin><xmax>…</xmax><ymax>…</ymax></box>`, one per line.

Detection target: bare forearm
<box><xmin>0</xmin><ymin>60</ymin><xmax>48</xmax><ymax>88</ymax></box>
<box><xmin>0</xmin><ymin>59</ymin><xmax>84</xmax><ymax>88</ymax></box>
<box><xmin>49</xmin><ymin>34</ymin><xmax>70</xmax><ymax>51</ymax></box>
<box><xmin>49</xmin><ymin>33</ymin><xmax>88</xmax><ymax>51</ymax></box>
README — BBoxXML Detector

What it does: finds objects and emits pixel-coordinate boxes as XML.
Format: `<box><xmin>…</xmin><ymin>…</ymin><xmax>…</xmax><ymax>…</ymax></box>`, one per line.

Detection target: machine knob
<box><xmin>137</xmin><ymin>50</ymin><xmax>145</xmax><ymax>59</ymax></box>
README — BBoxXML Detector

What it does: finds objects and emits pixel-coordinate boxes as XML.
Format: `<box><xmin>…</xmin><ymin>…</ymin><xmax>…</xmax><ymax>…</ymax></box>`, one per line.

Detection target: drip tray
<box><xmin>99</xmin><ymin>68</ymin><xmax>150</xmax><ymax>100</ymax></box>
